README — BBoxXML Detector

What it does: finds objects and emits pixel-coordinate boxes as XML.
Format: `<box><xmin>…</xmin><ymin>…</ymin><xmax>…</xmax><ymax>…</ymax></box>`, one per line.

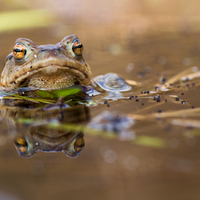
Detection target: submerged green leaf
<box><xmin>37</xmin><ymin>86</ymin><xmax>93</xmax><ymax>106</ymax></box>
<box><xmin>37</xmin><ymin>86</ymin><xmax>82</xmax><ymax>99</ymax></box>
<box><xmin>52</xmin><ymin>87</ymin><xmax>82</xmax><ymax>97</ymax></box>
<box><xmin>0</xmin><ymin>86</ymin><xmax>91</xmax><ymax>105</ymax></box>
<box><xmin>0</xmin><ymin>91</ymin><xmax>54</xmax><ymax>104</ymax></box>
<box><xmin>37</xmin><ymin>90</ymin><xmax>56</xmax><ymax>99</ymax></box>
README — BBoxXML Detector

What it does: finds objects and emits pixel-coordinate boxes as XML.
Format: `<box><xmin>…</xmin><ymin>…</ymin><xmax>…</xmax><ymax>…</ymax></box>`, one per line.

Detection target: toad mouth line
<box><xmin>12</xmin><ymin>65</ymin><xmax>88</xmax><ymax>85</ymax></box>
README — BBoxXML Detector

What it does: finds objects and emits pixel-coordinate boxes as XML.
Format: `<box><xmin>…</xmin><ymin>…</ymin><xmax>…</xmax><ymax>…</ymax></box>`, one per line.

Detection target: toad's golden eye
<box><xmin>13</xmin><ymin>43</ymin><xmax>26</xmax><ymax>60</ymax></box>
<box><xmin>14</xmin><ymin>137</ymin><xmax>28</xmax><ymax>153</ymax></box>
<box><xmin>74</xmin><ymin>137</ymin><xmax>85</xmax><ymax>153</ymax></box>
<box><xmin>72</xmin><ymin>39</ymin><xmax>83</xmax><ymax>56</ymax></box>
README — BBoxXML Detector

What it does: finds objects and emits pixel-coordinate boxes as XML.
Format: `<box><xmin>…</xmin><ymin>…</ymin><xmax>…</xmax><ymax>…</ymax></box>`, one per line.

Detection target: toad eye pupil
<box><xmin>14</xmin><ymin>48</ymin><xmax>24</xmax><ymax>52</ymax></box>
<box><xmin>72</xmin><ymin>39</ymin><xmax>83</xmax><ymax>56</ymax></box>
<box><xmin>13</xmin><ymin>44</ymin><xmax>26</xmax><ymax>60</ymax></box>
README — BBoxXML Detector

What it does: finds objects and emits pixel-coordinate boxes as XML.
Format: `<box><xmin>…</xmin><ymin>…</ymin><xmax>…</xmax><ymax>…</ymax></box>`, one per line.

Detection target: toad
<box><xmin>1</xmin><ymin>35</ymin><xmax>93</xmax><ymax>90</ymax></box>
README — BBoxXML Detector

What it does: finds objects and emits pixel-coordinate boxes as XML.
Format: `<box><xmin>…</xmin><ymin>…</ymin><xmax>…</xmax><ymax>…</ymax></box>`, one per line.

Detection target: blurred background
<box><xmin>1</xmin><ymin>0</ymin><xmax>200</xmax><ymax>83</ymax></box>
<box><xmin>0</xmin><ymin>0</ymin><xmax>200</xmax><ymax>200</ymax></box>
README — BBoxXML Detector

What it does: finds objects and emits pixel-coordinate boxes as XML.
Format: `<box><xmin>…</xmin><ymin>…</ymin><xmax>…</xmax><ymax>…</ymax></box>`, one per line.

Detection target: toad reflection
<box><xmin>0</xmin><ymin>98</ymin><xmax>90</xmax><ymax>158</ymax></box>
<box><xmin>14</xmin><ymin>128</ymin><xmax>85</xmax><ymax>158</ymax></box>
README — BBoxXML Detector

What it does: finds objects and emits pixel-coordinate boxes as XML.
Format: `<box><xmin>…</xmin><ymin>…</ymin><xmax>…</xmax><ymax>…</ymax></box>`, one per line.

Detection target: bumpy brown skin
<box><xmin>1</xmin><ymin>35</ymin><xmax>93</xmax><ymax>90</ymax></box>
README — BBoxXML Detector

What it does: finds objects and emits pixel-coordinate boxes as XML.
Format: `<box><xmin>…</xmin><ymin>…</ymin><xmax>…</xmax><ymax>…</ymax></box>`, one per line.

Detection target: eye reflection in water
<box><xmin>14</xmin><ymin>131</ymin><xmax>85</xmax><ymax>158</ymax></box>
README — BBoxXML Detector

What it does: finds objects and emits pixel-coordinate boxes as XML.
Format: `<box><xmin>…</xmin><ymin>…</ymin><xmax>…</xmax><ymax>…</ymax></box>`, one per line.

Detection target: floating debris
<box><xmin>156</xmin><ymin>98</ymin><xmax>161</xmax><ymax>102</ymax></box>
<box><xmin>160</xmin><ymin>87</ymin><xmax>169</xmax><ymax>91</ymax></box>
<box><xmin>175</xmin><ymin>98</ymin><xmax>179</xmax><ymax>101</ymax></box>
<box><xmin>94</xmin><ymin>73</ymin><xmax>131</xmax><ymax>92</ymax></box>
<box><xmin>170</xmin><ymin>95</ymin><xmax>178</xmax><ymax>98</ymax></box>
<box><xmin>155</xmin><ymin>86</ymin><xmax>159</xmax><ymax>91</ymax></box>
<box><xmin>125</xmin><ymin>79</ymin><xmax>142</xmax><ymax>86</ymax></box>
<box><xmin>181</xmin><ymin>71</ymin><xmax>200</xmax><ymax>81</ymax></box>
<box><xmin>156</xmin><ymin>67</ymin><xmax>194</xmax><ymax>89</ymax></box>
<box><xmin>129</xmin><ymin>96</ymin><xmax>134</xmax><ymax>100</ymax></box>
<box><xmin>160</xmin><ymin>77</ymin><xmax>167</xmax><ymax>84</ymax></box>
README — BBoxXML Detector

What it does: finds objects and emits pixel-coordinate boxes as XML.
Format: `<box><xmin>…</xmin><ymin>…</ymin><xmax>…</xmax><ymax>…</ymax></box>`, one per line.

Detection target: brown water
<box><xmin>1</xmin><ymin>1</ymin><xmax>200</xmax><ymax>200</ymax></box>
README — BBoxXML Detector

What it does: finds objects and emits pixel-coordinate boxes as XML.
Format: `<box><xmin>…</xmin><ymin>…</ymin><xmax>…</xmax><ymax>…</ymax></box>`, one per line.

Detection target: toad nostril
<box><xmin>74</xmin><ymin>81</ymin><xmax>80</xmax><ymax>85</ymax></box>
<box><xmin>39</xmin><ymin>49</ymin><xmax>46</xmax><ymax>53</ymax></box>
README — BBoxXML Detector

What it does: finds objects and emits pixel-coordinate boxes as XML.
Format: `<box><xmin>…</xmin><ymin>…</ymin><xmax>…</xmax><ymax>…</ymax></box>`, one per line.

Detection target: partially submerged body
<box><xmin>1</xmin><ymin>35</ymin><xmax>93</xmax><ymax>90</ymax></box>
